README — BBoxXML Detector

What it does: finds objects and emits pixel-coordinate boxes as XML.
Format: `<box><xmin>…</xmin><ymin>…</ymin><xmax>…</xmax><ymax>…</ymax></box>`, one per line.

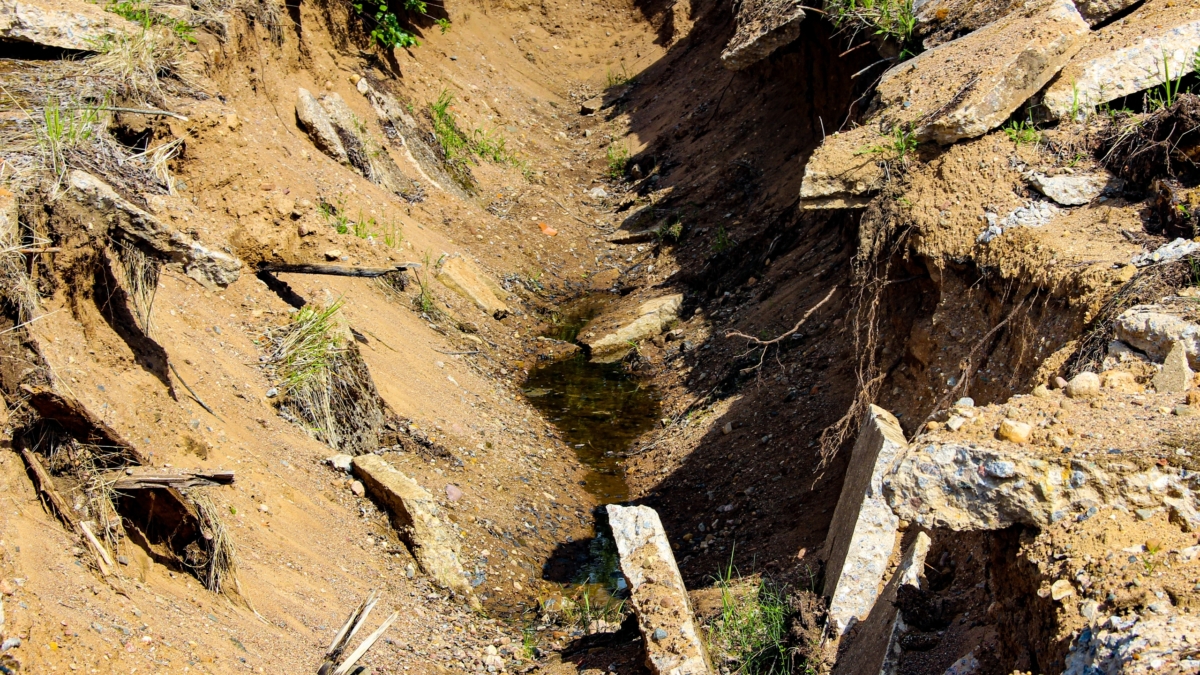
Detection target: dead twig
<box><xmin>723</xmin><ymin>286</ymin><xmax>838</xmax><ymax>374</ymax></box>
<box><xmin>169</xmin><ymin>362</ymin><xmax>221</xmax><ymax>420</ymax></box>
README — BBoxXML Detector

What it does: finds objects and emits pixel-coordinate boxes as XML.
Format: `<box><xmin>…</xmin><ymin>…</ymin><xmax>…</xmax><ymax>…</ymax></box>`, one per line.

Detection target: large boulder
<box><xmin>719</xmin><ymin>0</ymin><xmax>806</xmax><ymax>71</ymax></box>
<box><xmin>1114</xmin><ymin>304</ymin><xmax>1200</xmax><ymax>370</ymax></box>
<box><xmin>606</xmin><ymin>505</ymin><xmax>713</xmax><ymax>675</ymax></box>
<box><xmin>295</xmin><ymin>88</ymin><xmax>349</xmax><ymax>165</ymax></box>
<box><xmin>352</xmin><ymin>454</ymin><xmax>471</xmax><ymax>597</ymax></box>
<box><xmin>66</xmin><ymin>171</ymin><xmax>241</xmax><ymax>288</ymax></box>
<box><xmin>1041</xmin><ymin>0</ymin><xmax>1200</xmax><ymax>120</ymax></box>
<box><xmin>0</xmin><ymin>0</ymin><xmax>131</xmax><ymax>51</ymax></box>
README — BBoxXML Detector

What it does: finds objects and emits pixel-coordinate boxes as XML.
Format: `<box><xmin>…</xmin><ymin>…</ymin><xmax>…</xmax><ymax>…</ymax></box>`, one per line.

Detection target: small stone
<box><xmin>998</xmin><ymin>419</ymin><xmax>1032</xmax><ymax>444</ymax></box>
<box><xmin>587</xmin><ymin>187</ymin><xmax>608</xmax><ymax>199</ymax></box>
<box><xmin>1033</xmin><ymin>384</ymin><xmax>1052</xmax><ymax>398</ymax></box>
<box><xmin>1154</xmin><ymin>341</ymin><xmax>1194</xmax><ymax>393</ymax></box>
<box><xmin>350</xmin><ymin>480</ymin><xmax>365</xmax><ymax>497</ymax></box>
<box><xmin>0</xmin><ymin>580</ymin><xmax>13</xmax><ymax>595</ymax></box>
<box><xmin>265</xmin><ymin>387</ymin><xmax>278</xmax><ymax>398</ymax></box>
<box><xmin>925</xmin><ymin>421</ymin><xmax>941</xmax><ymax>432</ymax></box>
<box><xmin>955</xmin><ymin>397</ymin><xmax>975</xmax><ymax>408</ymax></box>
<box><xmin>324</xmin><ymin>249</ymin><xmax>344</xmax><ymax>261</ymax></box>
<box><xmin>722</xmin><ymin>422</ymin><xmax>732</xmax><ymax>435</ymax></box>
<box><xmin>652</xmin><ymin>628</ymin><xmax>668</xmax><ymax>641</ymax></box>
<box><xmin>405</xmin><ymin>563</ymin><xmax>415</xmax><ymax>578</ymax></box>
<box><xmin>117</xmin><ymin>556</ymin><xmax>129</xmax><ymax>566</ymax></box>
<box><xmin>1176</xmin><ymin>405</ymin><xmax>1197</xmax><ymax>417</ymax></box>
<box><xmin>1051</xmin><ymin>579</ymin><xmax>1075</xmax><ymax>601</ymax></box>
<box><xmin>1080</xmin><ymin>600</ymin><xmax>1099</xmax><ymax>620</ymax></box>
<box><xmin>946</xmin><ymin>415</ymin><xmax>966</xmax><ymax>431</ymax></box>
<box><xmin>1136</xmin><ymin>508</ymin><xmax>1155</xmax><ymax>521</ymax></box>
<box><xmin>328</xmin><ymin>454</ymin><xmax>353</xmax><ymax>472</ymax></box>
<box><xmin>1054</xmin><ymin>376</ymin><xmax>1070</xmax><ymax>389</ymax></box>
<box><xmin>1066</xmin><ymin>372</ymin><xmax>1100</xmax><ymax>399</ymax></box>
<box><xmin>258</xmin><ymin>503</ymin><xmax>269</xmax><ymax>513</ymax></box>
<box><xmin>446</xmin><ymin>484</ymin><xmax>464</xmax><ymax>502</ymax></box>
<box><xmin>984</xmin><ymin>460</ymin><xmax>1017</xmax><ymax>478</ymax></box>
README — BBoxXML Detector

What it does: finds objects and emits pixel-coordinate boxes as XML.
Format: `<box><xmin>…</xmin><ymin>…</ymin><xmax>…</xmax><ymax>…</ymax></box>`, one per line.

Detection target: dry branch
<box><xmin>724</xmin><ymin>286</ymin><xmax>838</xmax><ymax>373</ymax></box>
<box><xmin>259</xmin><ymin>263</ymin><xmax>416</xmax><ymax>278</ymax></box>
<box><xmin>108</xmin><ymin>470</ymin><xmax>235</xmax><ymax>490</ymax></box>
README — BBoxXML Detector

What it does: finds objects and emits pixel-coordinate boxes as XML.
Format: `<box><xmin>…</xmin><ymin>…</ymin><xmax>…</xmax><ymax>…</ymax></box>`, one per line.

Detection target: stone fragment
<box><xmin>1115</xmin><ymin>305</ymin><xmax>1200</xmax><ymax>370</ymax></box>
<box><xmin>1100</xmin><ymin>370</ymin><xmax>1142</xmax><ymax>393</ymax></box>
<box><xmin>1064</xmin><ymin>609</ymin><xmax>1200</xmax><ymax>674</ymax></box>
<box><xmin>606</xmin><ymin>505</ymin><xmax>713</xmax><ymax>675</ymax></box>
<box><xmin>323</xmin><ymin>249</ymin><xmax>343</xmax><ymax>261</ymax></box>
<box><xmin>66</xmin><ymin>171</ymin><xmax>241</xmax><ymax>287</ymax></box>
<box><xmin>830</xmin><ymin>531</ymin><xmax>930</xmax><ymax>675</ymax></box>
<box><xmin>1042</xmin><ymin>0</ymin><xmax>1200</xmax><ymax>120</ymax></box>
<box><xmin>1073</xmin><ymin>0</ymin><xmax>1140</xmax><ymax>25</ymax></box>
<box><xmin>1051</xmin><ymin>579</ymin><xmax>1075</xmax><ymax>601</ymax></box>
<box><xmin>0</xmin><ymin>0</ymin><xmax>131</xmax><ymax>51</ymax></box>
<box><xmin>295</xmin><ymin>88</ymin><xmax>349</xmax><ymax>165</ymax></box>
<box><xmin>1166</xmin><ymin>496</ymin><xmax>1200</xmax><ymax>532</ymax></box>
<box><xmin>582</xmin><ymin>294</ymin><xmax>683</xmax><ymax>358</ymax></box>
<box><xmin>445</xmin><ymin>484</ymin><xmax>463</xmax><ymax>502</ymax></box>
<box><xmin>824</xmin><ymin>405</ymin><xmax>907</xmax><ymax>635</ymax></box>
<box><xmin>436</xmin><ymin>255</ymin><xmax>510</xmax><ymax>318</ymax></box>
<box><xmin>1132</xmin><ymin>238</ymin><xmax>1200</xmax><ymax>268</ymax></box>
<box><xmin>319</xmin><ymin>92</ymin><xmax>411</xmax><ymax>196</ymax></box>
<box><xmin>1033</xmin><ymin>384</ymin><xmax>1053</xmax><ymax>398</ymax></box>
<box><xmin>720</xmin><ymin>0</ymin><xmax>806</xmax><ymax>71</ymax></box>
<box><xmin>1153</xmin><ymin>341</ymin><xmax>1194</xmax><ymax>394</ymax></box>
<box><xmin>798</xmin><ymin>125</ymin><xmax>886</xmax><ymax>209</ymax></box>
<box><xmin>327</xmin><ymin>454</ymin><xmax>353</xmax><ymax>472</ymax></box>
<box><xmin>1027</xmin><ymin>173</ymin><xmax>1118</xmax><ymax>206</ymax></box>
<box><xmin>352</xmin><ymin>454</ymin><xmax>471</xmax><ymax>597</ymax></box>
<box><xmin>349</xmin><ymin>480</ymin><xmax>365</xmax><ymax>497</ymax></box>
<box><xmin>945</xmin><ymin>651</ymin><xmax>979</xmax><ymax>675</ymax></box>
<box><xmin>997</xmin><ymin>419</ymin><xmax>1032</xmax><ymax>444</ymax></box>
<box><xmin>1066</xmin><ymin>372</ymin><xmax>1100</xmax><ymax>399</ymax></box>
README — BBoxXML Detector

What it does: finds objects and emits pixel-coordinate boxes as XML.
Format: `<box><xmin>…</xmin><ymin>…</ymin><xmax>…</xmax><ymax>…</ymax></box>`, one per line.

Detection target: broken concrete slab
<box><xmin>719</xmin><ymin>0</ymin><xmax>806</xmax><ymax>71</ymax></box>
<box><xmin>831</xmin><ymin>531</ymin><xmax>930</xmax><ymax>675</ymax></box>
<box><xmin>436</xmin><ymin>255</ymin><xmax>509</xmax><ymax>318</ymax></box>
<box><xmin>295</xmin><ymin>88</ymin><xmax>349</xmax><ymax>165</ymax></box>
<box><xmin>824</xmin><ymin>405</ymin><xmax>908</xmax><ymax>635</ymax></box>
<box><xmin>352</xmin><ymin>454</ymin><xmax>471</xmax><ymax>597</ymax></box>
<box><xmin>1027</xmin><ymin>172</ymin><xmax>1119</xmax><ymax>206</ymax></box>
<box><xmin>1064</xmin><ymin>612</ymin><xmax>1200</xmax><ymax>675</ymax></box>
<box><xmin>1114</xmin><ymin>304</ymin><xmax>1200</xmax><ymax>370</ymax></box>
<box><xmin>798</xmin><ymin>125</ymin><xmax>886</xmax><ymax>209</ymax></box>
<box><xmin>0</xmin><ymin>0</ymin><xmax>131</xmax><ymax>52</ymax></box>
<box><xmin>66</xmin><ymin>171</ymin><xmax>242</xmax><ymax>287</ymax></box>
<box><xmin>877</xmin><ymin>0</ymin><xmax>1088</xmax><ymax>144</ymax></box>
<box><xmin>606</xmin><ymin>505</ymin><xmax>713</xmax><ymax>675</ymax></box>
<box><xmin>1073</xmin><ymin>0</ymin><xmax>1141</xmax><ymax>25</ymax></box>
<box><xmin>581</xmin><ymin>294</ymin><xmax>683</xmax><ymax>359</ymax></box>
<box><xmin>319</xmin><ymin>92</ymin><xmax>412</xmax><ymax>198</ymax></box>
<box><xmin>1042</xmin><ymin>0</ymin><xmax>1200</xmax><ymax>120</ymax></box>
<box><xmin>1153</xmin><ymin>341</ymin><xmax>1194</xmax><ymax>394</ymax></box>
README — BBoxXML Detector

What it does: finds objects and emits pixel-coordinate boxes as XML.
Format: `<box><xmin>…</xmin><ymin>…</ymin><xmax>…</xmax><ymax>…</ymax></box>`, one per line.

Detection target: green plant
<box><xmin>272</xmin><ymin>300</ymin><xmax>344</xmax><ymax>395</ymax></box>
<box><xmin>605</xmin><ymin>64</ymin><xmax>634</xmax><ymax>88</ymax></box>
<box><xmin>435</xmin><ymin>17</ymin><xmax>451</xmax><ymax>34</ymax></box>
<box><xmin>860</xmin><ymin>123</ymin><xmax>918</xmax><ymax>162</ymax></box>
<box><xmin>319</xmin><ymin>196</ymin><xmax>353</xmax><ymax>233</ymax></box>
<box><xmin>656</xmin><ymin>215</ymin><xmax>684</xmax><ymax>243</ymax></box>
<box><xmin>826</xmin><ymin>0</ymin><xmax>918</xmax><ymax>59</ymax></box>
<box><xmin>711</xmin><ymin>225</ymin><xmax>732</xmax><ymax>253</ymax></box>
<box><xmin>37</xmin><ymin>98</ymin><xmax>102</xmax><ymax>178</ymax></box>
<box><xmin>106</xmin><ymin>0</ymin><xmax>197</xmax><ymax>43</ymax></box>
<box><xmin>351</xmin><ymin>0</ymin><xmax>428</xmax><ymax>49</ymax></box>
<box><xmin>604</xmin><ymin>142</ymin><xmax>629</xmax><ymax>180</ymax></box>
<box><xmin>520</xmin><ymin>627</ymin><xmax>536</xmax><ymax>659</ymax></box>
<box><xmin>413</xmin><ymin>253</ymin><xmax>440</xmax><ymax>315</ymax></box>
<box><xmin>706</xmin><ymin>559</ymin><xmax>794</xmax><ymax>675</ymax></box>
<box><xmin>1003</xmin><ymin>118</ymin><xmax>1040</xmax><ymax>145</ymax></box>
<box><xmin>383</xmin><ymin>221</ymin><xmax>404</xmax><ymax>248</ymax></box>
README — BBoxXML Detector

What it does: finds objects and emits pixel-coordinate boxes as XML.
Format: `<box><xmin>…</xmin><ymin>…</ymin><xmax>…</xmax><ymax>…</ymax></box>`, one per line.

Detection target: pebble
<box><xmin>258</xmin><ymin>503</ymin><xmax>270</xmax><ymax>513</ymax></box>
<box><xmin>324</xmin><ymin>249</ymin><xmax>344</xmax><ymax>261</ymax></box>
<box><xmin>998</xmin><ymin>419</ymin><xmax>1032</xmax><ymax>444</ymax></box>
<box><xmin>1066</xmin><ymin>372</ymin><xmax>1100</xmax><ymax>399</ymax></box>
<box><xmin>946</xmin><ymin>415</ymin><xmax>966</xmax><ymax>431</ymax></box>
<box><xmin>446</xmin><ymin>484</ymin><xmax>464</xmax><ymax>502</ymax></box>
<box><xmin>722</xmin><ymin>422</ymin><xmax>732</xmax><ymax>435</ymax></box>
<box><xmin>327</xmin><ymin>454</ymin><xmax>353</xmax><ymax>472</ymax></box>
<box><xmin>350</xmin><ymin>481</ymin><xmax>365</xmax><ymax>497</ymax></box>
<box><xmin>266</xmin><ymin>387</ymin><xmax>278</xmax><ymax>398</ymax></box>
<box><xmin>1051</xmin><ymin>579</ymin><xmax>1075</xmax><ymax>601</ymax></box>
<box><xmin>652</xmin><ymin>628</ymin><xmax>668</xmax><ymax>641</ymax></box>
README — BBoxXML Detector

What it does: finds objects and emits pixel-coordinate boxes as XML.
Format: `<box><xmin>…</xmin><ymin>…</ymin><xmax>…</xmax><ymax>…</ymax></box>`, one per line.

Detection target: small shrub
<box><xmin>1003</xmin><ymin>118</ymin><xmax>1040</xmax><ymax>145</ymax></box>
<box><xmin>350</xmin><ymin>0</ymin><xmax>429</xmax><ymax>49</ymax></box>
<box><xmin>711</xmin><ymin>225</ymin><xmax>733</xmax><ymax>253</ymax></box>
<box><xmin>106</xmin><ymin>0</ymin><xmax>197</xmax><ymax>43</ymax></box>
<box><xmin>826</xmin><ymin>0</ymin><xmax>919</xmax><ymax>60</ymax></box>
<box><xmin>605</xmin><ymin>142</ymin><xmax>629</xmax><ymax>180</ymax></box>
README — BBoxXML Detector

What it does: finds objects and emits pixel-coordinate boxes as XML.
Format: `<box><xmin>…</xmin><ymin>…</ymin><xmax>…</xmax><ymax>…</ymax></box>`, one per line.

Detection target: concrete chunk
<box><xmin>824</xmin><ymin>405</ymin><xmax>908</xmax><ymax>635</ymax></box>
<box><xmin>831</xmin><ymin>531</ymin><xmax>931</xmax><ymax>675</ymax></box>
<box><xmin>66</xmin><ymin>171</ymin><xmax>241</xmax><ymax>287</ymax></box>
<box><xmin>436</xmin><ymin>255</ymin><xmax>509</xmax><ymax>318</ymax></box>
<box><xmin>1153</xmin><ymin>341</ymin><xmax>1194</xmax><ymax>394</ymax></box>
<box><xmin>720</xmin><ymin>0</ymin><xmax>806</xmax><ymax>71</ymax></box>
<box><xmin>352</xmin><ymin>454</ymin><xmax>471</xmax><ymax>597</ymax></box>
<box><xmin>1042</xmin><ymin>0</ymin><xmax>1200</xmax><ymax>120</ymax></box>
<box><xmin>799</xmin><ymin>125</ymin><xmax>886</xmax><ymax>209</ymax></box>
<box><xmin>1114</xmin><ymin>305</ymin><xmax>1200</xmax><ymax>370</ymax></box>
<box><xmin>295</xmin><ymin>88</ymin><xmax>349</xmax><ymax>165</ymax></box>
<box><xmin>0</xmin><ymin>0</ymin><xmax>131</xmax><ymax>52</ymax></box>
<box><xmin>606</xmin><ymin>505</ymin><xmax>713</xmax><ymax>675</ymax></box>
<box><xmin>582</xmin><ymin>294</ymin><xmax>683</xmax><ymax>359</ymax></box>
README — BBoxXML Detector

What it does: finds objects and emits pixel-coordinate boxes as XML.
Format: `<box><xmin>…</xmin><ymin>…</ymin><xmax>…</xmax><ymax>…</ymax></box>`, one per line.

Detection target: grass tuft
<box><xmin>706</xmin><ymin>562</ymin><xmax>795</xmax><ymax>675</ymax></box>
<box><xmin>825</xmin><ymin>0</ymin><xmax>918</xmax><ymax>60</ymax></box>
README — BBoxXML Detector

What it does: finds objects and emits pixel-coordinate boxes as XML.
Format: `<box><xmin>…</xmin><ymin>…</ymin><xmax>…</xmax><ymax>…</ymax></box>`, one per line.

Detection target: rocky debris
<box><xmin>878</xmin><ymin>0</ymin><xmax>1088</xmax><ymax>144</ymax></box>
<box><xmin>1130</xmin><ymin>238</ymin><xmax>1200</xmax><ymax>267</ymax></box>
<box><xmin>798</xmin><ymin>125</ymin><xmax>885</xmax><ymax>209</ymax></box>
<box><xmin>719</xmin><ymin>0</ymin><xmax>806</xmax><ymax>71</ymax></box>
<box><xmin>977</xmin><ymin>199</ymin><xmax>1061</xmax><ymax>243</ymax></box>
<box><xmin>0</xmin><ymin>0</ymin><xmax>131</xmax><ymax>52</ymax></box>
<box><xmin>435</xmin><ymin>255</ymin><xmax>509</xmax><ymax>318</ymax></box>
<box><xmin>579</xmin><ymin>86</ymin><xmax>631</xmax><ymax>116</ymax></box>
<box><xmin>831</xmin><ymin>531</ymin><xmax>931</xmax><ymax>675</ymax></box>
<box><xmin>1064</xmin><ymin>613</ymin><xmax>1200</xmax><ymax>675</ymax></box>
<box><xmin>318</xmin><ymin>92</ymin><xmax>412</xmax><ymax>197</ymax></box>
<box><xmin>1073</xmin><ymin>0</ymin><xmax>1141</xmax><ymax>25</ymax></box>
<box><xmin>824</xmin><ymin>405</ymin><xmax>908</xmax><ymax>635</ymax></box>
<box><xmin>1114</xmin><ymin>305</ymin><xmax>1200</xmax><ymax>370</ymax></box>
<box><xmin>581</xmin><ymin>294</ymin><xmax>683</xmax><ymax>359</ymax></box>
<box><xmin>66</xmin><ymin>171</ymin><xmax>242</xmax><ymax>287</ymax></box>
<box><xmin>606</xmin><ymin>505</ymin><xmax>713</xmax><ymax>675</ymax></box>
<box><xmin>1153</xmin><ymin>341</ymin><xmax>1194</xmax><ymax>393</ymax></box>
<box><xmin>1027</xmin><ymin>172</ymin><xmax>1119</xmax><ymax>206</ymax></box>
<box><xmin>1041</xmin><ymin>0</ymin><xmax>1200</xmax><ymax>120</ymax></box>
<box><xmin>295</xmin><ymin>87</ymin><xmax>350</xmax><ymax>165</ymax></box>
<box><xmin>352</xmin><ymin>454</ymin><xmax>472</xmax><ymax>598</ymax></box>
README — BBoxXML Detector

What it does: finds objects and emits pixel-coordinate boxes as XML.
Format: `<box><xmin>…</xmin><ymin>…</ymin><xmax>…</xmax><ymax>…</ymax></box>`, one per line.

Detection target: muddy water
<box><xmin>522</xmin><ymin>296</ymin><xmax>662</xmax><ymax>504</ymax></box>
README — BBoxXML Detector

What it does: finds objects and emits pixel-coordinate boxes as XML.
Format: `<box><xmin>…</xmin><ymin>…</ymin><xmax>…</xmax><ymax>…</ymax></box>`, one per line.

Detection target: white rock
<box><xmin>295</xmin><ymin>88</ymin><xmax>349</xmax><ymax>165</ymax></box>
<box><xmin>0</xmin><ymin>0</ymin><xmax>131</xmax><ymax>51</ymax></box>
<box><xmin>327</xmin><ymin>454</ymin><xmax>354</xmax><ymax>472</ymax></box>
<box><xmin>1115</xmin><ymin>304</ymin><xmax>1200</xmax><ymax>369</ymax></box>
<box><xmin>1066</xmin><ymin>372</ymin><xmax>1100</xmax><ymax>399</ymax></box>
<box><xmin>1027</xmin><ymin>173</ymin><xmax>1116</xmax><ymax>206</ymax></box>
<box><xmin>1131</xmin><ymin>238</ymin><xmax>1200</xmax><ymax>268</ymax></box>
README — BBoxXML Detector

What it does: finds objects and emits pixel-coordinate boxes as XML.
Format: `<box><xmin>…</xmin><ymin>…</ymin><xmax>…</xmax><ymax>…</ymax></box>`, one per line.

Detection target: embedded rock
<box><xmin>66</xmin><ymin>171</ymin><xmax>241</xmax><ymax>287</ymax></box>
<box><xmin>1042</xmin><ymin>0</ymin><xmax>1200</xmax><ymax>120</ymax></box>
<box><xmin>1064</xmin><ymin>613</ymin><xmax>1200</xmax><ymax>675</ymax></box>
<box><xmin>0</xmin><ymin>0</ymin><xmax>131</xmax><ymax>52</ymax></box>
<box><xmin>319</xmin><ymin>92</ymin><xmax>410</xmax><ymax>196</ymax></box>
<box><xmin>1114</xmin><ymin>305</ymin><xmax>1200</xmax><ymax>370</ymax></box>
<box><xmin>1152</xmin><ymin>341</ymin><xmax>1194</xmax><ymax>394</ymax></box>
<box><xmin>720</xmin><ymin>0</ymin><xmax>806</xmax><ymax>71</ymax></box>
<box><xmin>876</xmin><ymin>0</ymin><xmax>1089</xmax><ymax>144</ymax></box>
<box><xmin>997</xmin><ymin>419</ymin><xmax>1033</xmax><ymax>443</ymax></box>
<box><xmin>582</xmin><ymin>294</ymin><xmax>683</xmax><ymax>358</ymax></box>
<box><xmin>824</xmin><ymin>405</ymin><xmax>908</xmax><ymax>635</ymax></box>
<box><xmin>436</xmin><ymin>255</ymin><xmax>509</xmax><ymax>317</ymax></box>
<box><xmin>295</xmin><ymin>88</ymin><xmax>349</xmax><ymax>165</ymax></box>
<box><xmin>352</xmin><ymin>454</ymin><xmax>471</xmax><ymax>596</ymax></box>
<box><xmin>1066</xmin><ymin>372</ymin><xmax>1101</xmax><ymax>399</ymax></box>
<box><xmin>1073</xmin><ymin>0</ymin><xmax>1141</xmax><ymax>25</ymax></box>
<box><xmin>1027</xmin><ymin>173</ymin><xmax>1117</xmax><ymax>206</ymax></box>
<box><xmin>798</xmin><ymin>125</ymin><xmax>885</xmax><ymax>209</ymax></box>
<box><xmin>606</xmin><ymin>505</ymin><xmax>713</xmax><ymax>675</ymax></box>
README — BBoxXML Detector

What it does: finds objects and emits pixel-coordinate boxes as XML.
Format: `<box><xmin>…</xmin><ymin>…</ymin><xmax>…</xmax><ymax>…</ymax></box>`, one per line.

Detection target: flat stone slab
<box><xmin>295</xmin><ymin>87</ymin><xmax>349</xmax><ymax>165</ymax></box>
<box><xmin>1114</xmin><ymin>304</ymin><xmax>1200</xmax><ymax>370</ymax></box>
<box><xmin>606</xmin><ymin>505</ymin><xmax>713</xmax><ymax>675</ymax></box>
<box><xmin>832</xmin><ymin>531</ymin><xmax>930</xmax><ymax>675</ymax></box>
<box><xmin>436</xmin><ymin>255</ymin><xmax>509</xmax><ymax>318</ymax></box>
<box><xmin>0</xmin><ymin>0</ymin><xmax>131</xmax><ymax>51</ymax></box>
<box><xmin>353</xmin><ymin>454</ymin><xmax>471</xmax><ymax>597</ymax></box>
<box><xmin>799</xmin><ymin>125</ymin><xmax>885</xmax><ymax>209</ymax></box>
<box><xmin>1041</xmin><ymin>0</ymin><xmax>1200</xmax><ymax>120</ymax></box>
<box><xmin>66</xmin><ymin>171</ymin><xmax>241</xmax><ymax>287</ymax></box>
<box><xmin>824</xmin><ymin>405</ymin><xmax>908</xmax><ymax>635</ymax></box>
<box><xmin>1153</xmin><ymin>341</ymin><xmax>1194</xmax><ymax>393</ymax></box>
<box><xmin>720</xmin><ymin>0</ymin><xmax>806</xmax><ymax>71</ymax></box>
<box><xmin>1027</xmin><ymin>172</ymin><xmax>1119</xmax><ymax>206</ymax></box>
<box><xmin>581</xmin><ymin>294</ymin><xmax>683</xmax><ymax>359</ymax></box>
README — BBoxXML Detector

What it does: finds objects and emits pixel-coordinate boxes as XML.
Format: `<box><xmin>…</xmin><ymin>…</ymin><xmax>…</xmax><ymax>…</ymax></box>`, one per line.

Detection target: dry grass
<box><xmin>191</xmin><ymin>493</ymin><xmax>239</xmax><ymax>594</ymax></box>
<box><xmin>87</xmin><ymin>27</ymin><xmax>198</xmax><ymax>105</ymax></box>
<box><xmin>112</xmin><ymin>238</ymin><xmax>162</xmax><ymax>334</ymax></box>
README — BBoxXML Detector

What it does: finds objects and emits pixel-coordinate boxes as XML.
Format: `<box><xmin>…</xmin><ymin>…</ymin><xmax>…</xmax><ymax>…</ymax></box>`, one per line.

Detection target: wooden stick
<box><xmin>333</xmin><ymin>611</ymin><xmax>400</xmax><ymax>675</ymax></box>
<box><xmin>79</xmin><ymin>521</ymin><xmax>115</xmax><ymax>574</ymax></box>
<box><xmin>20</xmin><ymin>449</ymin><xmax>77</xmax><ymax>530</ymax></box>
<box><xmin>326</xmin><ymin>590</ymin><xmax>377</xmax><ymax>659</ymax></box>
<box><xmin>259</xmin><ymin>263</ymin><xmax>416</xmax><ymax>278</ymax></box>
<box><xmin>109</xmin><ymin>470</ymin><xmax>235</xmax><ymax>490</ymax></box>
<box><xmin>169</xmin><ymin>363</ymin><xmax>221</xmax><ymax>420</ymax></box>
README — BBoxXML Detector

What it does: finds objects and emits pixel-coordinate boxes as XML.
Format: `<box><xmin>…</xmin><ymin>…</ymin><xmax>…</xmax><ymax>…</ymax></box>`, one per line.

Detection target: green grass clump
<box><xmin>605</xmin><ymin>142</ymin><xmax>629</xmax><ymax>180</ymax></box>
<box><xmin>429</xmin><ymin>91</ymin><xmax>527</xmax><ymax>186</ymax></box>
<box><xmin>37</xmin><ymin>98</ymin><xmax>102</xmax><ymax>179</ymax></box>
<box><xmin>860</xmin><ymin>123</ymin><xmax>918</xmax><ymax>162</ymax></box>
<box><xmin>106</xmin><ymin>0</ymin><xmax>197</xmax><ymax>42</ymax></box>
<box><xmin>826</xmin><ymin>0</ymin><xmax>918</xmax><ymax>60</ymax></box>
<box><xmin>1003</xmin><ymin>118</ymin><xmax>1040</xmax><ymax>145</ymax></box>
<box><xmin>707</xmin><ymin>563</ymin><xmax>794</xmax><ymax>675</ymax></box>
<box><xmin>272</xmin><ymin>301</ymin><xmax>345</xmax><ymax>395</ymax></box>
<box><xmin>605</xmin><ymin>64</ymin><xmax>634</xmax><ymax>88</ymax></box>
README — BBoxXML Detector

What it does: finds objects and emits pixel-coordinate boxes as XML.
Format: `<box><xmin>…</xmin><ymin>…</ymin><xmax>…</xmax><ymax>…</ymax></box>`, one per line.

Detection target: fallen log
<box><xmin>20</xmin><ymin>449</ymin><xmax>77</xmax><ymax>530</ymax></box>
<box><xmin>108</xmin><ymin>470</ymin><xmax>235</xmax><ymax>491</ymax></box>
<box><xmin>257</xmin><ymin>263</ymin><xmax>417</xmax><ymax>277</ymax></box>
<box><xmin>21</xmin><ymin>386</ymin><xmax>148</xmax><ymax>465</ymax></box>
